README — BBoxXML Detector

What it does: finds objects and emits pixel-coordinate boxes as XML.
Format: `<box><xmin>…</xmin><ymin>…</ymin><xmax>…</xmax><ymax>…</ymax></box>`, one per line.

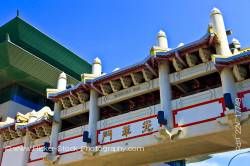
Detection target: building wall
<box><xmin>0</xmin><ymin>100</ymin><xmax>33</xmax><ymax>121</ymax></box>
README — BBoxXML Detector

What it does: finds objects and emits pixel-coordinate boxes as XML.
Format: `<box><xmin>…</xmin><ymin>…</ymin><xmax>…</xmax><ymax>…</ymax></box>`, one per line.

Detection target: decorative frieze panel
<box><xmin>3</xmin><ymin>137</ymin><xmax>23</xmax><ymax>148</ymax></box>
<box><xmin>29</xmin><ymin>145</ymin><xmax>47</xmax><ymax>163</ymax></box>
<box><xmin>97</xmin><ymin>104</ymin><xmax>160</xmax><ymax>129</ymax></box>
<box><xmin>120</xmin><ymin>76</ymin><xmax>132</xmax><ymax>88</ymax></box>
<box><xmin>1</xmin><ymin>144</ymin><xmax>24</xmax><ymax>166</ymax></box>
<box><xmin>142</xmin><ymin>69</ymin><xmax>154</xmax><ymax>81</ymax></box>
<box><xmin>58</xmin><ymin>125</ymin><xmax>88</xmax><ymax>144</ymax></box>
<box><xmin>199</xmin><ymin>48</ymin><xmax>211</xmax><ymax>63</ymax></box>
<box><xmin>185</xmin><ymin>53</ymin><xmax>198</xmax><ymax>67</ymax></box>
<box><xmin>60</xmin><ymin>97</ymin><xmax>71</xmax><ymax>109</ymax></box>
<box><xmin>172</xmin><ymin>57</ymin><xmax>184</xmax><ymax>72</ymax></box>
<box><xmin>68</xmin><ymin>95</ymin><xmax>80</xmax><ymax>106</ymax></box>
<box><xmin>130</xmin><ymin>72</ymin><xmax>144</xmax><ymax>85</ymax></box>
<box><xmin>110</xmin><ymin>80</ymin><xmax>122</xmax><ymax>92</ymax></box>
<box><xmin>97</xmin><ymin>115</ymin><xmax>159</xmax><ymax>145</ymax></box>
<box><xmin>233</xmin><ymin>65</ymin><xmax>248</xmax><ymax>82</ymax></box>
<box><xmin>98</xmin><ymin>79</ymin><xmax>159</xmax><ymax>106</ymax></box>
<box><xmin>171</xmin><ymin>87</ymin><xmax>222</xmax><ymax>110</ymax></box>
<box><xmin>173</xmin><ymin>98</ymin><xmax>225</xmax><ymax>127</ymax></box>
<box><xmin>100</xmin><ymin>83</ymin><xmax>113</xmax><ymax>95</ymax></box>
<box><xmin>76</xmin><ymin>91</ymin><xmax>89</xmax><ymax>103</ymax></box>
<box><xmin>58</xmin><ymin>135</ymin><xmax>87</xmax><ymax>155</ymax></box>
<box><xmin>169</xmin><ymin>61</ymin><xmax>216</xmax><ymax>84</ymax></box>
<box><xmin>60</xmin><ymin>102</ymin><xmax>89</xmax><ymax>119</ymax></box>
<box><xmin>236</xmin><ymin>78</ymin><xmax>250</xmax><ymax>92</ymax></box>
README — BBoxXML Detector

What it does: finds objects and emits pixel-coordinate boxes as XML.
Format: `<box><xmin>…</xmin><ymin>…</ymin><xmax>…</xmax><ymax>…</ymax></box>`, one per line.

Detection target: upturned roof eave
<box><xmin>155</xmin><ymin>32</ymin><xmax>214</xmax><ymax>59</ymax></box>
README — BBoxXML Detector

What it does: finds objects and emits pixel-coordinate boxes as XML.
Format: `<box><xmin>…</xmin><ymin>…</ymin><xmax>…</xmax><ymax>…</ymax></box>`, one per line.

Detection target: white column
<box><xmin>159</xmin><ymin>61</ymin><xmax>173</xmax><ymax>128</ymax></box>
<box><xmin>50</xmin><ymin>103</ymin><xmax>61</xmax><ymax>155</ymax></box>
<box><xmin>0</xmin><ymin>136</ymin><xmax>4</xmax><ymax>164</ymax></box>
<box><xmin>210</xmin><ymin>8</ymin><xmax>231</xmax><ymax>57</ymax></box>
<box><xmin>210</xmin><ymin>8</ymin><xmax>236</xmax><ymax>103</ymax></box>
<box><xmin>88</xmin><ymin>89</ymin><xmax>100</xmax><ymax>146</ymax></box>
<box><xmin>50</xmin><ymin>72</ymin><xmax>67</xmax><ymax>155</ymax></box>
<box><xmin>221</xmin><ymin>68</ymin><xmax>237</xmax><ymax>101</ymax></box>
<box><xmin>21</xmin><ymin>131</ymin><xmax>31</xmax><ymax>166</ymax></box>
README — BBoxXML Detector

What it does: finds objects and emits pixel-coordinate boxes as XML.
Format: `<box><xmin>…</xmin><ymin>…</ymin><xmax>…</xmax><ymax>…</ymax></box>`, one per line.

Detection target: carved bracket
<box><xmin>43</xmin><ymin>154</ymin><xmax>60</xmax><ymax>166</ymax></box>
<box><xmin>217</xmin><ymin>110</ymin><xmax>250</xmax><ymax>127</ymax></box>
<box><xmin>82</xmin><ymin>146</ymin><xmax>101</xmax><ymax>158</ymax></box>
<box><xmin>154</xmin><ymin>126</ymin><xmax>182</xmax><ymax>142</ymax></box>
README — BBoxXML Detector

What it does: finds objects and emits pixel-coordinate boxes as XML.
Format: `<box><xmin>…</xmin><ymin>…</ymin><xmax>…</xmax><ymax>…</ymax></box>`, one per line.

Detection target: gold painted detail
<box><xmin>142</xmin><ymin>120</ymin><xmax>153</xmax><ymax>133</ymax></box>
<box><xmin>122</xmin><ymin>125</ymin><xmax>131</xmax><ymax>138</ymax></box>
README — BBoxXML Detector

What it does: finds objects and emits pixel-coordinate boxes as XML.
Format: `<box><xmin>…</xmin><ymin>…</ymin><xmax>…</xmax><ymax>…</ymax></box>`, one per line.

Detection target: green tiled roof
<box><xmin>0</xmin><ymin>16</ymin><xmax>91</xmax><ymax>81</ymax></box>
<box><xmin>0</xmin><ymin>40</ymin><xmax>80</xmax><ymax>93</ymax></box>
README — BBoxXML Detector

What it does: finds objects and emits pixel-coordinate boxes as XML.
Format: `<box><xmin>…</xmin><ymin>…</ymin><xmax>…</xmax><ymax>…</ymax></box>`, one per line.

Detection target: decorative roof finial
<box><xmin>157</xmin><ymin>29</ymin><xmax>168</xmax><ymax>49</ymax></box>
<box><xmin>93</xmin><ymin>57</ymin><xmax>101</xmax><ymax>64</ymax></box>
<box><xmin>6</xmin><ymin>33</ymin><xmax>10</xmax><ymax>42</ymax></box>
<box><xmin>211</xmin><ymin>7</ymin><xmax>221</xmax><ymax>15</ymax></box>
<box><xmin>158</xmin><ymin>30</ymin><xmax>166</xmax><ymax>38</ymax></box>
<box><xmin>16</xmin><ymin>9</ymin><xmax>19</xmax><ymax>17</ymax></box>
<box><xmin>231</xmin><ymin>38</ymin><xmax>241</xmax><ymax>49</ymax></box>
<box><xmin>177</xmin><ymin>43</ymin><xmax>184</xmax><ymax>47</ymax></box>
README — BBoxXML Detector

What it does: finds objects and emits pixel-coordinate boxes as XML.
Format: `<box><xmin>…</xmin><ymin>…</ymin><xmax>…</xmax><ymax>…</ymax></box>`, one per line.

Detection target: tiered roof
<box><xmin>0</xmin><ymin>16</ymin><xmax>92</xmax><ymax>93</ymax></box>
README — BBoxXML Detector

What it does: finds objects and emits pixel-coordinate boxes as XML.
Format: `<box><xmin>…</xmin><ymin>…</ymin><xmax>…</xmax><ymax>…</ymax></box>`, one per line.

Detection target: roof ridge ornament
<box><xmin>16</xmin><ymin>9</ymin><xmax>20</xmax><ymax>17</ymax></box>
<box><xmin>211</xmin><ymin>7</ymin><xmax>221</xmax><ymax>15</ymax></box>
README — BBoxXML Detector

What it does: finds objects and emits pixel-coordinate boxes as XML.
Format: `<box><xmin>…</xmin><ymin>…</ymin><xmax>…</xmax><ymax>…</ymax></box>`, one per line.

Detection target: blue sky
<box><xmin>1</xmin><ymin>0</ymin><xmax>250</xmax><ymax>165</ymax></box>
<box><xmin>1</xmin><ymin>0</ymin><xmax>250</xmax><ymax>73</ymax></box>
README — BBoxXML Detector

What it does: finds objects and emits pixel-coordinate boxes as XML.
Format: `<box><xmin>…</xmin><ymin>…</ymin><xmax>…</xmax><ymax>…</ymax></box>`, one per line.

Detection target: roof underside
<box><xmin>0</xmin><ymin>16</ymin><xmax>92</xmax><ymax>94</ymax></box>
<box><xmin>0</xmin><ymin>40</ymin><xmax>79</xmax><ymax>94</ymax></box>
<box><xmin>0</xmin><ymin>17</ymin><xmax>92</xmax><ymax>81</ymax></box>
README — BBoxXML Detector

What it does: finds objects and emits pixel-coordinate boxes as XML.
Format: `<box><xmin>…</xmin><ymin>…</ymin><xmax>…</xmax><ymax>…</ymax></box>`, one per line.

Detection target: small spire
<box><xmin>113</xmin><ymin>68</ymin><xmax>120</xmax><ymax>72</ymax></box>
<box><xmin>177</xmin><ymin>43</ymin><xmax>184</xmax><ymax>47</ymax></box>
<box><xmin>6</xmin><ymin>33</ymin><xmax>10</xmax><ymax>42</ymax></box>
<box><xmin>16</xmin><ymin>9</ymin><xmax>19</xmax><ymax>17</ymax></box>
<box><xmin>211</xmin><ymin>7</ymin><xmax>221</xmax><ymax>15</ymax></box>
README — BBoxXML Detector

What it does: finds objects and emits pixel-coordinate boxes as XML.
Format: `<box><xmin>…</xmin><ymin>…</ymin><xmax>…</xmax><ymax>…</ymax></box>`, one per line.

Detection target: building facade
<box><xmin>1</xmin><ymin>8</ymin><xmax>250</xmax><ymax>166</ymax></box>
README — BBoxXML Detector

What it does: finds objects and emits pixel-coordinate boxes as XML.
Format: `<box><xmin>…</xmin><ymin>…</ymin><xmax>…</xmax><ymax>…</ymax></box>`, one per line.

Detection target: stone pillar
<box><xmin>157</xmin><ymin>29</ymin><xmax>173</xmax><ymax>128</ymax></box>
<box><xmin>210</xmin><ymin>8</ymin><xmax>236</xmax><ymax>103</ymax></box>
<box><xmin>21</xmin><ymin>131</ymin><xmax>31</xmax><ymax>166</ymax></box>
<box><xmin>88</xmin><ymin>89</ymin><xmax>100</xmax><ymax>146</ymax></box>
<box><xmin>159</xmin><ymin>61</ymin><xmax>173</xmax><ymax>128</ymax></box>
<box><xmin>0</xmin><ymin>136</ymin><xmax>4</xmax><ymax>164</ymax></box>
<box><xmin>50</xmin><ymin>72</ymin><xmax>67</xmax><ymax>155</ymax></box>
